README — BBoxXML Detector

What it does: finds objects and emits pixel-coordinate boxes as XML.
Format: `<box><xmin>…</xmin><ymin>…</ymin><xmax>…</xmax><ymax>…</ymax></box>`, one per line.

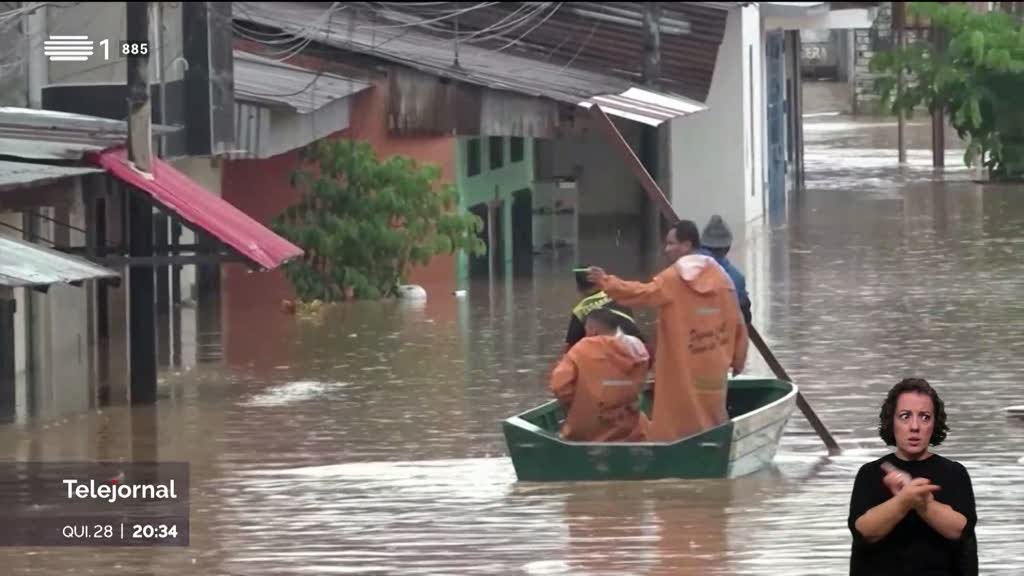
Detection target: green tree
<box><xmin>871</xmin><ymin>3</ymin><xmax>1024</xmax><ymax>179</ymax></box>
<box><xmin>272</xmin><ymin>139</ymin><xmax>485</xmax><ymax>301</ymax></box>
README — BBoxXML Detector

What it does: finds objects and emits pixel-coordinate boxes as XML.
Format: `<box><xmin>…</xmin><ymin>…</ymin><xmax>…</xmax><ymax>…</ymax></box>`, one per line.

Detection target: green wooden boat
<box><xmin>502</xmin><ymin>377</ymin><xmax>798</xmax><ymax>481</ymax></box>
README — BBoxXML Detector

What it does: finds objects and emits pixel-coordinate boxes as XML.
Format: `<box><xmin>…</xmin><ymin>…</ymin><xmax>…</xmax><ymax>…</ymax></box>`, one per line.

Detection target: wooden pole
<box><xmin>588</xmin><ymin>104</ymin><xmax>842</xmax><ymax>455</ymax></box>
<box><xmin>894</xmin><ymin>1</ymin><xmax>907</xmax><ymax>164</ymax></box>
<box><xmin>0</xmin><ymin>287</ymin><xmax>16</xmax><ymax>423</ymax></box>
<box><xmin>127</xmin><ymin>0</ymin><xmax>157</xmax><ymax>405</ymax></box>
<box><xmin>930</xmin><ymin>19</ymin><xmax>946</xmax><ymax>167</ymax></box>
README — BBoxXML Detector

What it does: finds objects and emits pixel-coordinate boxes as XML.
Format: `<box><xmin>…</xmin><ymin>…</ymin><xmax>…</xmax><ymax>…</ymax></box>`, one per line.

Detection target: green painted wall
<box><xmin>455</xmin><ymin>136</ymin><xmax>535</xmax><ymax>283</ymax></box>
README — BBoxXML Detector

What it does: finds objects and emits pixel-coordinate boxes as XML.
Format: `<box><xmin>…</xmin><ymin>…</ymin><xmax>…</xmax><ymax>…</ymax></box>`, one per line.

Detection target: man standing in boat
<box><xmin>701</xmin><ymin>215</ymin><xmax>752</xmax><ymax>325</ymax></box>
<box><xmin>587</xmin><ymin>220</ymin><xmax>748</xmax><ymax>442</ymax></box>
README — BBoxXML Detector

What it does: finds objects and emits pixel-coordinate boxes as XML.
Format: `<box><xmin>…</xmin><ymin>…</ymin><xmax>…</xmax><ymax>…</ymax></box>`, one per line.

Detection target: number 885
<box><xmin>121</xmin><ymin>43</ymin><xmax>149</xmax><ymax>56</ymax></box>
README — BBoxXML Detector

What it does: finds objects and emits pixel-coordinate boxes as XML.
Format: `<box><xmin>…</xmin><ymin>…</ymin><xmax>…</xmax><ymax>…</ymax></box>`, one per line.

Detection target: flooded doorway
<box><xmin>468</xmin><ymin>202</ymin><xmax>504</xmax><ymax>279</ymax></box>
<box><xmin>511</xmin><ymin>189</ymin><xmax>533</xmax><ymax>277</ymax></box>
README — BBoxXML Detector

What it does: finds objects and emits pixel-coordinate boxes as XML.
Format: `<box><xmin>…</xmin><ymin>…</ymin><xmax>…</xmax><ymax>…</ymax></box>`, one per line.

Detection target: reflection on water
<box><xmin>2</xmin><ymin>117</ymin><xmax>1024</xmax><ymax>574</ymax></box>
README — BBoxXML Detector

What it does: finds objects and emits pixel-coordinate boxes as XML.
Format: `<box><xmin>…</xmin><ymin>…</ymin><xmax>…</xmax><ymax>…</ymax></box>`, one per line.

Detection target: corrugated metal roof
<box><xmin>233</xmin><ymin>3</ymin><xmax>722</xmax><ymax>113</ymax></box>
<box><xmin>234</xmin><ymin>50</ymin><xmax>371</xmax><ymax>114</ymax></box>
<box><xmin>0</xmin><ymin>160</ymin><xmax>103</xmax><ymax>192</ymax></box>
<box><xmin>0</xmin><ymin>107</ymin><xmax>181</xmax><ymax>164</ymax></box>
<box><xmin>0</xmin><ymin>107</ymin><xmax>178</xmax><ymax>145</ymax></box>
<box><xmin>88</xmin><ymin>147</ymin><xmax>304</xmax><ymax>271</ymax></box>
<box><xmin>0</xmin><ymin>233</ymin><xmax>119</xmax><ymax>288</ymax></box>
<box><xmin>0</xmin><ymin>137</ymin><xmax>104</xmax><ymax>161</ymax></box>
<box><xmin>319</xmin><ymin>2</ymin><xmax>733</xmax><ymax>104</ymax></box>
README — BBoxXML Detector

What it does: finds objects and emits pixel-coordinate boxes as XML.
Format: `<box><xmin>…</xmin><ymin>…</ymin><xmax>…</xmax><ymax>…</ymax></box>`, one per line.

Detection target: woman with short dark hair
<box><xmin>848</xmin><ymin>378</ymin><xmax>978</xmax><ymax>575</ymax></box>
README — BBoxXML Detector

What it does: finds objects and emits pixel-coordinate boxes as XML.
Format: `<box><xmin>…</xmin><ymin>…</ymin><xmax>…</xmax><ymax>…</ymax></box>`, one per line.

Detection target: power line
<box><xmin>365</xmin><ymin>2</ymin><xmax>545</xmax><ymax>44</ymax></box>
<box><xmin>360</xmin><ymin>2</ymin><xmax>498</xmax><ymax>31</ymax></box>
<box><xmin>229</xmin><ymin>2</ymin><xmax>346</xmax><ymax>64</ymax></box>
<box><xmin>556</xmin><ymin>20</ymin><xmax>600</xmax><ymax>74</ymax></box>
<box><xmin>492</xmin><ymin>2</ymin><xmax>562</xmax><ymax>53</ymax></box>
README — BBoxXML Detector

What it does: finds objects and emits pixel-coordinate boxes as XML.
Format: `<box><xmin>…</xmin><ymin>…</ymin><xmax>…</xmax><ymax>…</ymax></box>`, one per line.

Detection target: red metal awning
<box><xmin>89</xmin><ymin>147</ymin><xmax>302</xmax><ymax>270</ymax></box>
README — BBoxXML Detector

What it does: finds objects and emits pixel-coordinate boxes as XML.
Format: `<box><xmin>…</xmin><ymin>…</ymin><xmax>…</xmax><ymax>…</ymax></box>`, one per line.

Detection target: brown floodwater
<box><xmin>1</xmin><ymin>117</ymin><xmax>1023</xmax><ymax>575</ymax></box>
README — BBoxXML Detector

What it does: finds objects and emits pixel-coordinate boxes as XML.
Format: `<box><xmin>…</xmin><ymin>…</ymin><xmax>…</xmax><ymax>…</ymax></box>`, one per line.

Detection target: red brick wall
<box><xmin>221</xmin><ymin>52</ymin><xmax>458</xmax><ymax>364</ymax></box>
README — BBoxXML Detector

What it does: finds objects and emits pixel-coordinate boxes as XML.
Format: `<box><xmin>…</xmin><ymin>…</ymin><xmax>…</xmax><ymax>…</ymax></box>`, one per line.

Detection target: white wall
<box><xmin>669</xmin><ymin>5</ymin><xmax>765</xmax><ymax>234</ymax></box>
<box><xmin>28</xmin><ymin>194</ymin><xmax>92</xmax><ymax>420</ymax></box>
<box><xmin>744</xmin><ymin>5</ymin><xmax>766</xmax><ymax>226</ymax></box>
<box><xmin>763</xmin><ymin>8</ymin><xmax>876</xmax><ymax>31</ymax></box>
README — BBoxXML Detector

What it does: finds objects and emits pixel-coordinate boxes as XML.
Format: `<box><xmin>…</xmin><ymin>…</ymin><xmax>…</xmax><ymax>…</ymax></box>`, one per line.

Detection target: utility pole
<box><xmin>26</xmin><ymin>6</ymin><xmax>47</xmax><ymax>108</ymax></box>
<box><xmin>641</xmin><ymin>2</ymin><xmax>661</xmax><ymax>88</ymax></box>
<box><xmin>126</xmin><ymin>0</ymin><xmax>157</xmax><ymax>405</ymax></box>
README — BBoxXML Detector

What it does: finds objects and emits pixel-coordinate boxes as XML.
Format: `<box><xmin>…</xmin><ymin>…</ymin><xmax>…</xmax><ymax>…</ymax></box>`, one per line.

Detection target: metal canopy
<box><xmin>0</xmin><ymin>160</ymin><xmax>102</xmax><ymax>192</ymax></box>
<box><xmin>579</xmin><ymin>87</ymin><xmax>707</xmax><ymax>127</ymax></box>
<box><xmin>89</xmin><ymin>147</ymin><xmax>304</xmax><ymax>271</ymax></box>
<box><xmin>0</xmin><ymin>106</ymin><xmax>179</xmax><ymax>149</ymax></box>
<box><xmin>0</xmin><ymin>233</ymin><xmax>119</xmax><ymax>288</ymax></box>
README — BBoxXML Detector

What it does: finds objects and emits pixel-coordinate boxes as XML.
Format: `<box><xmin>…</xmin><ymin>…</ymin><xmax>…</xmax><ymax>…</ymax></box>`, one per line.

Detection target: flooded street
<box><xmin>2</xmin><ymin>117</ymin><xmax>1024</xmax><ymax>575</ymax></box>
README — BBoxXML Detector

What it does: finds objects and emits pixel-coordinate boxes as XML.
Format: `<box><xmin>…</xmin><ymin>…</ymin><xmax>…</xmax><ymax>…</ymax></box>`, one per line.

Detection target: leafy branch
<box><xmin>871</xmin><ymin>2</ymin><xmax>1024</xmax><ymax>179</ymax></box>
<box><xmin>272</xmin><ymin>139</ymin><xmax>485</xmax><ymax>301</ymax></box>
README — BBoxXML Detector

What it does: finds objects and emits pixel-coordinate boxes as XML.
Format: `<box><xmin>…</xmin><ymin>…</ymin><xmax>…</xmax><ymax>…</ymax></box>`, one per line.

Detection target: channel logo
<box><xmin>44</xmin><ymin>35</ymin><xmax>94</xmax><ymax>62</ymax></box>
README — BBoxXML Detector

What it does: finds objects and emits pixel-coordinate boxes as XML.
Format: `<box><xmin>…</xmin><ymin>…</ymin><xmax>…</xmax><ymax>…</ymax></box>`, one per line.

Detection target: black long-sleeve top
<box><xmin>848</xmin><ymin>452</ymin><xmax>978</xmax><ymax>576</ymax></box>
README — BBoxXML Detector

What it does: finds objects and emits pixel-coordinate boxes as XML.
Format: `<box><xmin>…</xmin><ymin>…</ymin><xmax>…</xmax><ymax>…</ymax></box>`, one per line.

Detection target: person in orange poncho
<box><xmin>587</xmin><ymin>220</ymin><xmax>748</xmax><ymax>442</ymax></box>
<box><xmin>548</xmin><ymin>308</ymin><xmax>652</xmax><ymax>442</ymax></box>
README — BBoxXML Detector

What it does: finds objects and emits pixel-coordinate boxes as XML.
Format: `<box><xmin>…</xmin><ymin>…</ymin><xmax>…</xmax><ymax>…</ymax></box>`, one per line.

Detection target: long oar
<box><xmin>588</xmin><ymin>105</ymin><xmax>841</xmax><ymax>456</ymax></box>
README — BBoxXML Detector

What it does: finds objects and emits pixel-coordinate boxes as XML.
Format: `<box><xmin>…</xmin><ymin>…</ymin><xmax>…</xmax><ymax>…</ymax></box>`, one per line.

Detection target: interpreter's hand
<box><xmin>881</xmin><ymin>461</ymin><xmax>912</xmax><ymax>497</ymax></box>
<box><xmin>586</xmin><ymin>266</ymin><xmax>607</xmax><ymax>285</ymax></box>
<box><xmin>883</xmin><ymin>470</ymin><xmax>910</xmax><ymax>497</ymax></box>
<box><xmin>897</xmin><ymin>477</ymin><xmax>940</xmax><ymax>511</ymax></box>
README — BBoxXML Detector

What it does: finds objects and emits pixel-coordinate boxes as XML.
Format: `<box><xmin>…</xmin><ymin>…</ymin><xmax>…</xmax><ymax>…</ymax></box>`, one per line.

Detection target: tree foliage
<box><xmin>272</xmin><ymin>139</ymin><xmax>485</xmax><ymax>301</ymax></box>
<box><xmin>871</xmin><ymin>3</ymin><xmax>1024</xmax><ymax>179</ymax></box>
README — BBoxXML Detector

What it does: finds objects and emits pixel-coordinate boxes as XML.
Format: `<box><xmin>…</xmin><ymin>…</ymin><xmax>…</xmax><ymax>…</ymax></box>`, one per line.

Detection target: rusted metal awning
<box><xmin>233</xmin><ymin>2</ymin><xmax>723</xmax><ymax>121</ymax></box>
<box><xmin>312</xmin><ymin>2</ymin><xmax>733</xmax><ymax>103</ymax></box>
<box><xmin>0</xmin><ymin>233</ymin><xmax>118</xmax><ymax>288</ymax></box>
<box><xmin>88</xmin><ymin>147</ymin><xmax>303</xmax><ymax>271</ymax></box>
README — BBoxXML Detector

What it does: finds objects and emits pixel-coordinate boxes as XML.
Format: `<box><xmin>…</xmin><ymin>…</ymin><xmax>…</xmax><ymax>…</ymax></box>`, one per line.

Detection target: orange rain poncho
<box><xmin>596</xmin><ymin>254</ymin><xmax>748</xmax><ymax>442</ymax></box>
<box><xmin>548</xmin><ymin>330</ymin><xmax>651</xmax><ymax>442</ymax></box>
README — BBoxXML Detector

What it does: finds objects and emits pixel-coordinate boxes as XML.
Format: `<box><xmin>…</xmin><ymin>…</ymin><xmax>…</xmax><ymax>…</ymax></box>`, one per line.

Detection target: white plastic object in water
<box><xmin>1007</xmin><ymin>405</ymin><xmax>1024</xmax><ymax>417</ymax></box>
<box><xmin>398</xmin><ymin>284</ymin><xmax>427</xmax><ymax>300</ymax></box>
<box><xmin>453</xmin><ymin>289</ymin><xmax>467</xmax><ymax>297</ymax></box>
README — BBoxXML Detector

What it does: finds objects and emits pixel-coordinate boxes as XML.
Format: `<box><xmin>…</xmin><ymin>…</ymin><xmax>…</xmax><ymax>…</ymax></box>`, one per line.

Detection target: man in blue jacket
<box><xmin>701</xmin><ymin>215</ymin><xmax>752</xmax><ymax>325</ymax></box>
